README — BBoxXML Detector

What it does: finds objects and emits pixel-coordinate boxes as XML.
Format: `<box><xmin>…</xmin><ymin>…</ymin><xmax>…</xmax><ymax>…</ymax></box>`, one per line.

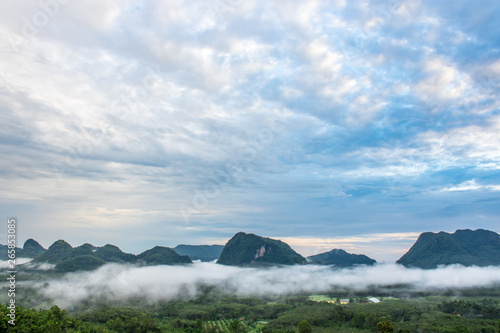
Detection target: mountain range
<box><xmin>2</xmin><ymin>228</ymin><xmax>499</xmax><ymax>271</ymax></box>
<box><xmin>14</xmin><ymin>239</ymin><xmax>192</xmax><ymax>271</ymax></box>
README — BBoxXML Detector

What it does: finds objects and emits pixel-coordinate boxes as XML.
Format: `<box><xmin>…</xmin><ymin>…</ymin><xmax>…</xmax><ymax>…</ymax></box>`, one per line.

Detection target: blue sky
<box><xmin>1</xmin><ymin>0</ymin><xmax>499</xmax><ymax>262</ymax></box>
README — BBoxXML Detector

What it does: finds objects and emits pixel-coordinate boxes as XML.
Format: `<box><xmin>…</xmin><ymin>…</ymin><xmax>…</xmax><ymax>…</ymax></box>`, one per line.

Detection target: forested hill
<box><xmin>397</xmin><ymin>229</ymin><xmax>500</xmax><ymax>268</ymax></box>
<box><xmin>307</xmin><ymin>249</ymin><xmax>376</xmax><ymax>266</ymax></box>
<box><xmin>29</xmin><ymin>240</ymin><xmax>192</xmax><ymax>272</ymax></box>
<box><xmin>217</xmin><ymin>232</ymin><xmax>306</xmax><ymax>266</ymax></box>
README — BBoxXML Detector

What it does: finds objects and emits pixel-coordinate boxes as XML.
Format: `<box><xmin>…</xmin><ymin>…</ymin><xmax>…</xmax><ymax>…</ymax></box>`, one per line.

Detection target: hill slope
<box><xmin>33</xmin><ymin>240</ymin><xmax>73</xmax><ymax>264</ymax></box>
<box><xmin>173</xmin><ymin>244</ymin><xmax>224</xmax><ymax>262</ymax></box>
<box><xmin>0</xmin><ymin>239</ymin><xmax>45</xmax><ymax>260</ymax></box>
<box><xmin>307</xmin><ymin>249</ymin><xmax>376</xmax><ymax>266</ymax></box>
<box><xmin>94</xmin><ymin>244</ymin><xmax>137</xmax><ymax>263</ymax></box>
<box><xmin>137</xmin><ymin>246</ymin><xmax>192</xmax><ymax>265</ymax></box>
<box><xmin>217</xmin><ymin>232</ymin><xmax>306</xmax><ymax>266</ymax></box>
<box><xmin>18</xmin><ymin>239</ymin><xmax>46</xmax><ymax>258</ymax></box>
<box><xmin>31</xmin><ymin>241</ymin><xmax>191</xmax><ymax>271</ymax></box>
<box><xmin>397</xmin><ymin>229</ymin><xmax>500</xmax><ymax>268</ymax></box>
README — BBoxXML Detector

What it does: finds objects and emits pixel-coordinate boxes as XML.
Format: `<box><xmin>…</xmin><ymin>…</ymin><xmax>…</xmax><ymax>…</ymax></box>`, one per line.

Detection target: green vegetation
<box><xmin>3</xmin><ymin>288</ymin><xmax>500</xmax><ymax>332</ymax></box>
<box><xmin>376</xmin><ymin>319</ymin><xmax>393</xmax><ymax>332</ymax></box>
<box><xmin>217</xmin><ymin>232</ymin><xmax>306</xmax><ymax>266</ymax></box>
<box><xmin>0</xmin><ymin>239</ymin><xmax>45</xmax><ymax>260</ymax></box>
<box><xmin>33</xmin><ymin>240</ymin><xmax>73</xmax><ymax>265</ymax></box>
<box><xmin>298</xmin><ymin>320</ymin><xmax>312</xmax><ymax>333</ymax></box>
<box><xmin>0</xmin><ymin>304</ymin><xmax>94</xmax><ymax>332</ymax></box>
<box><xmin>19</xmin><ymin>240</ymin><xmax>192</xmax><ymax>272</ymax></box>
<box><xmin>136</xmin><ymin>246</ymin><xmax>192</xmax><ymax>265</ymax></box>
<box><xmin>397</xmin><ymin>229</ymin><xmax>500</xmax><ymax>268</ymax></box>
<box><xmin>94</xmin><ymin>244</ymin><xmax>137</xmax><ymax>263</ymax></box>
<box><xmin>18</xmin><ymin>239</ymin><xmax>46</xmax><ymax>258</ymax></box>
<box><xmin>307</xmin><ymin>249</ymin><xmax>376</xmax><ymax>266</ymax></box>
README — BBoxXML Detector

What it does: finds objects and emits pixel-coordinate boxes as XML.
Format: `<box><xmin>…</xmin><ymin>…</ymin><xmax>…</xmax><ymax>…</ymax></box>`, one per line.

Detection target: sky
<box><xmin>0</xmin><ymin>0</ymin><xmax>499</xmax><ymax>262</ymax></box>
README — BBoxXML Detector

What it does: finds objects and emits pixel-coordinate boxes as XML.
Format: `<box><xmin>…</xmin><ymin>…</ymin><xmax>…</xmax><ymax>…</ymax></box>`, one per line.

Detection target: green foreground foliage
<box><xmin>2</xmin><ymin>291</ymin><xmax>500</xmax><ymax>332</ymax></box>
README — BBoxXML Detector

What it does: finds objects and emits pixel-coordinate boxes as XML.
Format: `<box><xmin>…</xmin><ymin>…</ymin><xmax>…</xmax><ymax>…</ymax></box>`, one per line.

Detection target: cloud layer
<box><xmin>36</xmin><ymin>262</ymin><xmax>500</xmax><ymax>308</ymax></box>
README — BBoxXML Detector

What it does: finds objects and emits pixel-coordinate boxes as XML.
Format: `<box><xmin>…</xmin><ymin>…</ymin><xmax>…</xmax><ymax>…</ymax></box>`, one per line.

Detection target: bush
<box><xmin>298</xmin><ymin>319</ymin><xmax>312</xmax><ymax>333</ymax></box>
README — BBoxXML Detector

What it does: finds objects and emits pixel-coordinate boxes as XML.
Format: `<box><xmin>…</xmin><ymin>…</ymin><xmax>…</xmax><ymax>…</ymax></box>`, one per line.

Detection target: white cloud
<box><xmin>0</xmin><ymin>258</ymin><xmax>32</xmax><ymax>268</ymax></box>
<box><xmin>415</xmin><ymin>56</ymin><xmax>471</xmax><ymax>107</ymax></box>
<box><xmin>1</xmin><ymin>0</ymin><xmax>500</xmax><ymax>253</ymax></box>
<box><xmin>440</xmin><ymin>179</ymin><xmax>500</xmax><ymax>192</ymax></box>
<box><xmin>37</xmin><ymin>262</ymin><xmax>500</xmax><ymax>308</ymax></box>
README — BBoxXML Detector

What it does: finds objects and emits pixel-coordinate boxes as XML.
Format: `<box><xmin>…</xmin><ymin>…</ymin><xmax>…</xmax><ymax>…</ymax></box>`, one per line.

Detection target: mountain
<box><xmin>0</xmin><ymin>238</ymin><xmax>45</xmax><ymax>260</ymax></box>
<box><xmin>31</xmin><ymin>241</ymin><xmax>191</xmax><ymax>271</ymax></box>
<box><xmin>56</xmin><ymin>255</ymin><xmax>107</xmax><ymax>272</ymax></box>
<box><xmin>94</xmin><ymin>244</ymin><xmax>136</xmax><ymax>263</ymax></box>
<box><xmin>0</xmin><ymin>244</ymin><xmax>22</xmax><ymax>260</ymax></box>
<box><xmin>137</xmin><ymin>246</ymin><xmax>192</xmax><ymax>265</ymax></box>
<box><xmin>18</xmin><ymin>239</ymin><xmax>46</xmax><ymax>258</ymax></box>
<box><xmin>33</xmin><ymin>240</ymin><xmax>73</xmax><ymax>264</ymax></box>
<box><xmin>307</xmin><ymin>249</ymin><xmax>376</xmax><ymax>266</ymax></box>
<box><xmin>217</xmin><ymin>232</ymin><xmax>306</xmax><ymax>266</ymax></box>
<box><xmin>173</xmin><ymin>244</ymin><xmax>224</xmax><ymax>262</ymax></box>
<box><xmin>397</xmin><ymin>229</ymin><xmax>500</xmax><ymax>269</ymax></box>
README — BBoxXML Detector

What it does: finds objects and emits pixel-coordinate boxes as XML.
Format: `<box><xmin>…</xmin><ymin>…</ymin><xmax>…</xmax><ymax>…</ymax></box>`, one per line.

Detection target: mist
<box><xmin>32</xmin><ymin>262</ymin><xmax>500</xmax><ymax>308</ymax></box>
<box><xmin>0</xmin><ymin>258</ymin><xmax>32</xmax><ymax>268</ymax></box>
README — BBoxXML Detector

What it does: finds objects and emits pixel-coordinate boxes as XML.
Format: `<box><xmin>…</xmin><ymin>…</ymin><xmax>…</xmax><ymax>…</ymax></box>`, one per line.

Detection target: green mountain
<box><xmin>94</xmin><ymin>244</ymin><xmax>136</xmax><ymax>263</ymax></box>
<box><xmin>0</xmin><ymin>239</ymin><xmax>46</xmax><ymax>260</ymax></box>
<box><xmin>56</xmin><ymin>255</ymin><xmax>106</xmax><ymax>272</ymax></box>
<box><xmin>18</xmin><ymin>239</ymin><xmax>46</xmax><ymax>258</ymax></box>
<box><xmin>30</xmin><ymin>241</ymin><xmax>191</xmax><ymax>271</ymax></box>
<box><xmin>137</xmin><ymin>246</ymin><xmax>192</xmax><ymax>265</ymax></box>
<box><xmin>397</xmin><ymin>229</ymin><xmax>500</xmax><ymax>269</ymax></box>
<box><xmin>33</xmin><ymin>240</ymin><xmax>73</xmax><ymax>264</ymax></box>
<box><xmin>173</xmin><ymin>244</ymin><xmax>224</xmax><ymax>262</ymax></box>
<box><xmin>217</xmin><ymin>232</ymin><xmax>306</xmax><ymax>266</ymax></box>
<box><xmin>307</xmin><ymin>249</ymin><xmax>376</xmax><ymax>266</ymax></box>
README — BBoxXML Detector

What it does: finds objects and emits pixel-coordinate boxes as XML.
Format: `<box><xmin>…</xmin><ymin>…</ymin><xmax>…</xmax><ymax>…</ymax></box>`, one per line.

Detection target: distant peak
<box><xmin>23</xmin><ymin>238</ymin><xmax>44</xmax><ymax>250</ymax></box>
<box><xmin>48</xmin><ymin>240</ymin><xmax>73</xmax><ymax>250</ymax></box>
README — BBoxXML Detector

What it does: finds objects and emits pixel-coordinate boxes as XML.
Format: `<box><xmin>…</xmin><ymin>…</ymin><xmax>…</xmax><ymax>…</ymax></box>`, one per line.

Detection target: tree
<box><xmin>453</xmin><ymin>325</ymin><xmax>469</xmax><ymax>333</ymax></box>
<box><xmin>298</xmin><ymin>319</ymin><xmax>312</xmax><ymax>333</ymax></box>
<box><xmin>229</xmin><ymin>319</ymin><xmax>245</xmax><ymax>333</ymax></box>
<box><xmin>377</xmin><ymin>319</ymin><xmax>394</xmax><ymax>332</ymax></box>
<box><xmin>351</xmin><ymin>311</ymin><xmax>367</xmax><ymax>329</ymax></box>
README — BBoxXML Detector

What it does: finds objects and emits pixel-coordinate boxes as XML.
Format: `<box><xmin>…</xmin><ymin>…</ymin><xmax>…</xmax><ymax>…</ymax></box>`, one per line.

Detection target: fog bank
<box><xmin>37</xmin><ymin>262</ymin><xmax>500</xmax><ymax>307</ymax></box>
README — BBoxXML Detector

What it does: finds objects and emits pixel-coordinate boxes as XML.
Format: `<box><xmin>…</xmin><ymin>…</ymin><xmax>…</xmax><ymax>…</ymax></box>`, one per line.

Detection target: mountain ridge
<box><xmin>397</xmin><ymin>229</ymin><xmax>500</xmax><ymax>268</ymax></box>
<box><xmin>307</xmin><ymin>249</ymin><xmax>377</xmax><ymax>266</ymax></box>
<box><xmin>29</xmin><ymin>240</ymin><xmax>192</xmax><ymax>271</ymax></box>
<box><xmin>3</xmin><ymin>228</ymin><xmax>499</xmax><ymax>270</ymax></box>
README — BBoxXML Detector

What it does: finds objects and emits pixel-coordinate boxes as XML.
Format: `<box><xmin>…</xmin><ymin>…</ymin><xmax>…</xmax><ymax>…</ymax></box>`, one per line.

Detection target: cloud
<box><xmin>280</xmin><ymin>232</ymin><xmax>420</xmax><ymax>262</ymax></box>
<box><xmin>1</xmin><ymin>0</ymin><xmax>500</xmax><ymax>259</ymax></box>
<box><xmin>37</xmin><ymin>262</ymin><xmax>500</xmax><ymax>308</ymax></box>
<box><xmin>0</xmin><ymin>258</ymin><xmax>32</xmax><ymax>268</ymax></box>
<box><xmin>440</xmin><ymin>179</ymin><xmax>500</xmax><ymax>192</ymax></box>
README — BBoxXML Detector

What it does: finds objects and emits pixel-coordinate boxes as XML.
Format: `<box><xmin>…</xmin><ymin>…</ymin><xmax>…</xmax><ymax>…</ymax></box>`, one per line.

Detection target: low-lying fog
<box><xmin>21</xmin><ymin>262</ymin><xmax>500</xmax><ymax>307</ymax></box>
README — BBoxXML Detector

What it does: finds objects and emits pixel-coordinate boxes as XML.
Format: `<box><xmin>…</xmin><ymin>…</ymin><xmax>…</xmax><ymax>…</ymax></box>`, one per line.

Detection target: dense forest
<box><xmin>2</xmin><ymin>287</ymin><xmax>500</xmax><ymax>332</ymax></box>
